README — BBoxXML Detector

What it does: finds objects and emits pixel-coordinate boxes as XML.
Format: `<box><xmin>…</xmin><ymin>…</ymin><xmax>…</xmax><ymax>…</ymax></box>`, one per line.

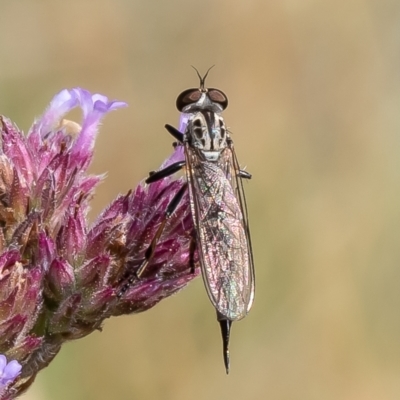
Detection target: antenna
<box><xmin>191</xmin><ymin>65</ymin><xmax>215</xmax><ymax>90</ymax></box>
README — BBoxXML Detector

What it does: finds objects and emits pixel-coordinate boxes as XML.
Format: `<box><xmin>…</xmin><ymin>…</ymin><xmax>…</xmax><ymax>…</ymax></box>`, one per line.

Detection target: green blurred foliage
<box><xmin>1</xmin><ymin>0</ymin><xmax>400</xmax><ymax>399</ymax></box>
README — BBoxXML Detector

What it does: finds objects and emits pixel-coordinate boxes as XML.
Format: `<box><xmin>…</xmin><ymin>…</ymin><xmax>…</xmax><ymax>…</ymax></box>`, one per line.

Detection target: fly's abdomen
<box><xmin>188</xmin><ymin>160</ymin><xmax>252</xmax><ymax>321</ymax></box>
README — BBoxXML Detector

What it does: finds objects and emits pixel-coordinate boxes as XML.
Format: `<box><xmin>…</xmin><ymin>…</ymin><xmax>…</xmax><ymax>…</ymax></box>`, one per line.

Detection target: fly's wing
<box><xmin>227</xmin><ymin>143</ymin><xmax>255</xmax><ymax>313</ymax></box>
<box><xmin>185</xmin><ymin>145</ymin><xmax>254</xmax><ymax>321</ymax></box>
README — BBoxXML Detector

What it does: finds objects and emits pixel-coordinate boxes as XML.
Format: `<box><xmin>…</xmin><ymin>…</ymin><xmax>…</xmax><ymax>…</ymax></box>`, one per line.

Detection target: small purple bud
<box><xmin>75</xmin><ymin>254</ymin><xmax>111</xmax><ymax>288</ymax></box>
<box><xmin>38</xmin><ymin>233</ymin><xmax>56</xmax><ymax>271</ymax></box>
<box><xmin>9</xmin><ymin>168</ymin><xmax>29</xmax><ymax>221</ymax></box>
<box><xmin>83</xmin><ymin>286</ymin><xmax>115</xmax><ymax>316</ymax></box>
<box><xmin>48</xmin><ymin>294</ymin><xmax>81</xmax><ymax>336</ymax></box>
<box><xmin>0</xmin><ymin>117</ymin><xmax>34</xmax><ymax>187</ymax></box>
<box><xmin>8</xmin><ymin>336</ymin><xmax>42</xmax><ymax>361</ymax></box>
<box><xmin>46</xmin><ymin>259</ymin><xmax>75</xmax><ymax>300</ymax></box>
<box><xmin>0</xmin><ymin>250</ymin><xmax>20</xmax><ymax>271</ymax></box>
<box><xmin>0</xmin><ymin>315</ymin><xmax>27</xmax><ymax>344</ymax></box>
<box><xmin>0</xmin><ymin>289</ymin><xmax>18</xmax><ymax>322</ymax></box>
<box><xmin>11</xmin><ymin>212</ymin><xmax>39</xmax><ymax>253</ymax></box>
<box><xmin>58</xmin><ymin>210</ymin><xmax>86</xmax><ymax>263</ymax></box>
<box><xmin>0</xmin><ymin>154</ymin><xmax>14</xmax><ymax>201</ymax></box>
<box><xmin>9</xmin><ymin>266</ymin><xmax>43</xmax><ymax>323</ymax></box>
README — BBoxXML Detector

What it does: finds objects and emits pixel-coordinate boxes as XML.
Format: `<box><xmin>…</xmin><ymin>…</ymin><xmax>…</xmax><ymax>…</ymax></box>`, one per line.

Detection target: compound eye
<box><xmin>208</xmin><ymin>89</ymin><xmax>228</xmax><ymax>110</ymax></box>
<box><xmin>176</xmin><ymin>89</ymin><xmax>202</xmax><ymax>111</ymax></box>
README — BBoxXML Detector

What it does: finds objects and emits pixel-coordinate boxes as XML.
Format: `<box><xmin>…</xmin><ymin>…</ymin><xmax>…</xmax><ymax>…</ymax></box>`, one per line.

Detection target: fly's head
<box><xmin>186</xmin><ymin>111</ymin><xmax>228</xmax><ymax>162</ymax></box>
<box><xmin>176</xmin><ymin>67</ymin><xmax>228</xmax><ymax>114</ymax></box>
<box><xmin>177</xmin><ymin>89</ymin><xmax>228</xmax><ymax>114</ymax></box>
<box><xmin>177</xmin><ymin>67</ymin><xmax>230</xmax><ymax>161</ymax></box>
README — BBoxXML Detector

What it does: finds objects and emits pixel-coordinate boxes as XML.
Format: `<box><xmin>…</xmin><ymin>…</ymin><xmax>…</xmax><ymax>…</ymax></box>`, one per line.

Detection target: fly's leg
<box><xmin>189</xmin><ymin>229</ymin><xmax>197</xmax><ymax>274</ymax></box>
<box><xmin>118</xmin><ymin>183</ymin><xmax>188</xmax><ymax>298</ymax></box>
<box><xmin>135</xmin><ymin>182</ymin><xmax>188</xmax><ymax>277</ymax></box>
<box><xmin>146</xmin><ymin>160</ymin><xmax>186</xmax><ymax>184</ymax></box>
<box><xmin>145</xmin><ymin>173</ymin><xmax>196</xmax><ymax>278</ymax></box>
<box><xmin>217</xmin><ymin>311</ymin><xmax>232</xmax><ymax>374</ymax></box>
<box><xmin>118</xmin><ymin>161</ymin><xmax>187</xmax><ymax>298</ymax></box>
<box><xmin>139</xmin><ymin>160</ymin><xmax>186</xmax><ymax>275</ymax></box>
<box><xmin>238</xmin><ymin>170</ymin><xmax>252</xmax><ymax>179</ymax></box>
<box><xmin>227</xmin><ymin>137</ymin><xmax>252</xmax><ymax>180</ymax></box>
<box><xmin>165</xmin><ymin>124</ymin><xmax>184</xmax><ymax>143</ymax></box>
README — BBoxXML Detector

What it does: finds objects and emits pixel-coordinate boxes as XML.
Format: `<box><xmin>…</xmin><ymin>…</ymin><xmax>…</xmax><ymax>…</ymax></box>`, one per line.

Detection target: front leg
<box><xmin>146</xmin><ymin>160</ymin><xmax>186</xmax><ymax>184</ymax></box>
<box><xmin>165</xmin><ymin>124</ymin><xmax>184</xmax><ymax>143</ymax></box>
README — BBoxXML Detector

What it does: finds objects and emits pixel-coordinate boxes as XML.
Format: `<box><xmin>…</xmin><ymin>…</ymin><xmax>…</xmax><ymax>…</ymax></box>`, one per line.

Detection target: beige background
<box><xmin>1</xmin><ymin>1</ymin><xmax>400</xmax><ymax>399</ymax></box>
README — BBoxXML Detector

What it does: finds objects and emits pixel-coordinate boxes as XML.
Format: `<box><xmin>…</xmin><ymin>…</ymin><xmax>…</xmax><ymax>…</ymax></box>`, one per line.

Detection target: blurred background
<box><xmin>1</xmin><ymin>0</ymin><xmax>400</xmax><ymax>399</ymax></box>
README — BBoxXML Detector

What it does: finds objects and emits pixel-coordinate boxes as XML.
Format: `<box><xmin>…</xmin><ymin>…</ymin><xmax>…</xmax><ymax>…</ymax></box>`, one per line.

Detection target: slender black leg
<box><xmin>217</xmin><ymin>311</ymin><xmax>232</xmax><ymax>374</ymax></box>
<box><xmin>189</xmin><ymin>229</ymin><xmax>197</xmax><ymax>274</ymax></box>
<box><xmin>146</xmin><ymin>161</ymin><xmax>186</xmax><ymax>184</ymax></box>
<box><xmin>165</xmin><ymin>124</ymin><xmax>184</xmax><ymax>142</ymax></box>
<box><xmin>118</xmin><ymin>183</ymin><xmax>188</xmax><ymax>297</ymax></box>
<box><xmin>226</xmin><ymin>137</ymin><xmax>252</xmax><ymax>180</ymax></box>
<box><xmin>136</xmin><ymin>183</ymin><xmax>188</xmax><ymax>278</ymax></box>
<box><xmin>238</xmin><ymin>170</ymin><xmax>252</xmax><ymax>180</ymax></box>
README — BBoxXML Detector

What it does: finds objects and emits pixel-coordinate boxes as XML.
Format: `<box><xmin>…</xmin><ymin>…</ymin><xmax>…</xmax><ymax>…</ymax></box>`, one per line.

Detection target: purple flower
<box><xmin>0</xmin><ymin>88</ymin><xmax>197</xmax><ymax>399</ymax></box>
<box><xmin>0</xmin><ymin>355</ymin><xmax>21</xmax><ymax>387</ymax></box>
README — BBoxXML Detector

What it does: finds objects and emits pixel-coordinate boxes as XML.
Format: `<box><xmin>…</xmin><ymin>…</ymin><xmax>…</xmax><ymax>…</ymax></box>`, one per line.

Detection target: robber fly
<box><xmin>138</xmin><ymin>67</ymin><xmax>255</xmax><ymax>373</ymax></box>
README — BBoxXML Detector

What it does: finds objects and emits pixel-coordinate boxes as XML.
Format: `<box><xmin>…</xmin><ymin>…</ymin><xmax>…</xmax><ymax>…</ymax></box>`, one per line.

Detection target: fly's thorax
<box><xmin>185</xmin><ymin>111</ymin><xmax>228</xmax><ymax>162</ymax></box>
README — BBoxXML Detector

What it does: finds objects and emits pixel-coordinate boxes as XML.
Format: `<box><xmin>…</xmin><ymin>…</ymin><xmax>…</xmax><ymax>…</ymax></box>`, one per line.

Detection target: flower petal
<box><xmin>2</xmin><ymin>360</ymin><xmax>22</xmax><ymax>381</ymax></box>
<box><xmin>36</xmin><ymin>89</ymin><xmax>79</xmax><ymax>137</ymax></box>
<box><xmin>179</xmin><ymin>113</ymin><xmax>190</xmax><ymax>133</ymax></box>
<box><xmin>0</xmin><ymin>355</ymin><xmax>6</xmax><ymax>373</ymax></box>
<box><xmin>70</xmin><ymin>92</ymin><xmax>127</xmax><ymax>168</ymax></box>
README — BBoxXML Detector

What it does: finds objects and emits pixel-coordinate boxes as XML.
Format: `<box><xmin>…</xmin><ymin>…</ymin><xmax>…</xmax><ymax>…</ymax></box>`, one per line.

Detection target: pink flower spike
<box><xmin>0</xmin><ymin>88</ymin><xmax>196</xmax><ymax>399</ymax></box>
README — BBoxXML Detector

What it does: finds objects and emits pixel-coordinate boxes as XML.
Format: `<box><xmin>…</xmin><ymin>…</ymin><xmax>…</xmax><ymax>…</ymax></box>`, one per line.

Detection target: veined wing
<box><xmin>227</xmin><ymin>141</ymin><xmax>255</xmax><ymax>313</ymax></box>
<box><xmin>185</xmin><ymin>145</ymin><xmax>254</xmax><ymax>321</ymax></box>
